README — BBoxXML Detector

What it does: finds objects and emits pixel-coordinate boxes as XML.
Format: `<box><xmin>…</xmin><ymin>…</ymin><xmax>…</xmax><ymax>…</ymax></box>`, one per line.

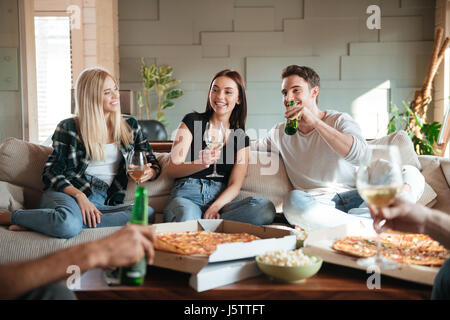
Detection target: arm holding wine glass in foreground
<box><xmin>369</xmin><ymin>199</ymin><xmax>450</xmax><ymax>300</ymax></box>
<box><xmin>370</xmin><ymin>199</ymin><xmax>450</xmax><ymax>250</ymax></box>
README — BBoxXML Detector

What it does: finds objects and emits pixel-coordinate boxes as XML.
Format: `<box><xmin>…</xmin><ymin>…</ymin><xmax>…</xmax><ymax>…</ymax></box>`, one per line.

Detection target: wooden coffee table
<box><xmin>75</xmin><ymin>262</ymin><xmax>432</xmax><ymax>300</ymax></box>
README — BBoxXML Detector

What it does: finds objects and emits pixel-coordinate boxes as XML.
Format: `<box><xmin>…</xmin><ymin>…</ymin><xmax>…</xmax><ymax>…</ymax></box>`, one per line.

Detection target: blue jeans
<box><xmin>284</xmin><ymin>189</ymin><xmax>364</xmax><ymax>214</ymax></box>
<box><xmin>283</xmin><ymin>189</ymin><xmax>367</xmax><ymax>229</ymax></box>
<box><xmin>163</xmin><ymin>178</ymin><xmax>276</xmax><ymax>225</ymax></box>
<box><xmin>11</xmin><ymin>175</ymin><xmax>155</xmax><ymax>239</ymax></box>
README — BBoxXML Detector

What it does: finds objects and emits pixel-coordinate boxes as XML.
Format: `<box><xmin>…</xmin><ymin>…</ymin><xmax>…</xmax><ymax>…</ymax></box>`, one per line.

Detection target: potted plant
<box><xmin>138</xmin><ymin>59</ymin><xmax>184</xmax><ymax>130</ymax></box>
<box><xmin>388</xmin><ymin>100</ymin><xmax>441</xmax><ymax>155</ymax></box>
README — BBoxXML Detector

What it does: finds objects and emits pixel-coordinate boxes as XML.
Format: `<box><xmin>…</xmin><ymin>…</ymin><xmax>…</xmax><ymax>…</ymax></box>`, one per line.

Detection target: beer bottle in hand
<box><xmin>119</xmin><ymin>186</ymin><xmax>148</xmax><ymax>286</ymax></box>
<box><xmin>285</xmin><ymin>100</ymin><xmax>298</xmax><ymax>135</ymax></box>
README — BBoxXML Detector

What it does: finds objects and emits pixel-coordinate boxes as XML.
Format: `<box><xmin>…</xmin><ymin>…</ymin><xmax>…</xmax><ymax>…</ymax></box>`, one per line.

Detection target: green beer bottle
<box><xmin>119</xmin><ymin>186</ymin><xmax>148</xmax><ymax>286</ymax></box>
<box><xmin>285</xmin><ymin>100</ymin><xmax>298</xmax><ymax>135</ymax></box>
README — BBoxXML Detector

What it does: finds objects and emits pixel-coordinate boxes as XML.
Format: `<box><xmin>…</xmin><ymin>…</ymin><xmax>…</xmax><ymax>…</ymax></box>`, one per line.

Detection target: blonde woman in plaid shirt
<box><xmin>0</xmin><ymin>68</ymin><xmax>161</xmax><ymax>238</ymax></box>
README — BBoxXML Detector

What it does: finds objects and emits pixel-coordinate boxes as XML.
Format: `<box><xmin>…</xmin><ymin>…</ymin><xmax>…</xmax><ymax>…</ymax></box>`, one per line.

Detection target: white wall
<box><xmin>118</xmin><ymin>0</ymin><xmax>436</xmax><ymax>140</ymax></box>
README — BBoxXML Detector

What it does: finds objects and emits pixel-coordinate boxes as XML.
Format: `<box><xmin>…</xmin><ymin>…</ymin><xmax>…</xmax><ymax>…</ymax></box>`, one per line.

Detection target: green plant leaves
<box><xmin>166</xmin><ymin>88</ymin><xmax>183</xmax><ymax>100</ymax></box>
<box><xmin>138</xmin><ymin>58</ymin><xmax>184</xmax><ymax>126</ymax></box>
<box><xmin>137</xmin><ymin>91</ymin><xmax>143</xmax><ymax>108</ymax></box>
<box><xmin>162</xmin><ymin>100</ymin><xmax>174</xmax><ymax>110</ymax></box>
<box><xmin>421</xmin><ymin>122</ymin><xmax>441</xmax><ymax>146</ymax></box>
<box><xmin>389</xmin><ymin>100</ymin><xmax>442</xmax><ymax>155</ymax></box>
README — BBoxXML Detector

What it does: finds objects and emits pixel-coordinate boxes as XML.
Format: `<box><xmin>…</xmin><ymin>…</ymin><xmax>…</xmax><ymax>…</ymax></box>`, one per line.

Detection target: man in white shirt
<box><xmin>259</xmin><ymin>65</ymin><xmax>423</xmax><ymax>230</ymax></box>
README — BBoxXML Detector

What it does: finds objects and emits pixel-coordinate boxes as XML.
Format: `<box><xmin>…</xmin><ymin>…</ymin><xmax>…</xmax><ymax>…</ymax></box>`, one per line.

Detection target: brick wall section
<box><xmin>118</xmin><ymin>0</ymin><xmax>440</xmax><ymax>140</ymax></box>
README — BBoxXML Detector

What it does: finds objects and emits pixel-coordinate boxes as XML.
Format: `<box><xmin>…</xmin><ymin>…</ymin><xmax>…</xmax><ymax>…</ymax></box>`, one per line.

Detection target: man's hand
<box><xmin>95</xmin><ymin>224</ymin><xmax>156</xmax><ymax>268</ymax></box>
<box><xmin>369</xmin><ymin>198</ymin><xmax>430</xmax><ymax>234</ymax></box>
<box><xmin>198</xmin><ymin>149</ymin><xmax>221</xmax><ymax>168</ymax></box>
<box><xmin>75</xmin><ymin>193</ymin><xmax>102</xmax><ymax>228</ymax></box>
<box><xmin>285</xmin><ymin>102</ymin><xmax>320</xmax><ymax>128</ymax></box>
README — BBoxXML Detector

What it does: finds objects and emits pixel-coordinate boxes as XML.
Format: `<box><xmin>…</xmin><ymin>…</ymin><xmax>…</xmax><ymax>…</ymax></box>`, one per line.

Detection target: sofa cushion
<box><xmin>368</xmin><ymin>130</ymin><xmax>421</xmax><ymax>170</ymax></box>
<box><xmin>439</xmin><ymin>157</ymin><xmax>450</xmax><ymax>187</ymax></box>
<box><xmin>417</xmin><ymin>182</ymin><xmax>437</xmax><ymax>207</ymax></box>
<box><xmin>0</xmin><ymin>181</ymin><xmax>24</xmax><ymax>211</ymax></box>
<box><xmin>237</xmin><ymin>151</ymin><xmax>292</xmax><ymax>212</ymax></box>
<box><xmin>0</xmin><ymin>226</ymin><xmax>120</xmax><ymax>264</ymax></box>
<box><xmin>0</xmin><ymin>138</ymin><xmax>52</xmax><ymax>191</ymax></box>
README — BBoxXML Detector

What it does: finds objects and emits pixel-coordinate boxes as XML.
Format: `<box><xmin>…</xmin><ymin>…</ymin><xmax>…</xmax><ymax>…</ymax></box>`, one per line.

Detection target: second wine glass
<box><xmin>204</xmin><ymin>122</ymin><xmax>225</xmax><ymax>178</ymax></box>
<box><xmin>356</xmin><ymin>145</ymin><xmax>403</xmax><ymax>270</ymax></box>
<box><xmin>127</xmin><ymin>150</ymin><xmax>147</xmax><ymax>186</ymax></box>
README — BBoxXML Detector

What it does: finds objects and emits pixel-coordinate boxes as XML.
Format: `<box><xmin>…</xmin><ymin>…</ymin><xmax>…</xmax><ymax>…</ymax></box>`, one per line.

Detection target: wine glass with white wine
<box><xmin>127</xmin><ymin>150</ymin><xmax>147</xmax><ymax>186</ymax></box>
<box><xmin>356</xmin><ymin>145</ymin><xmax>403</xmax><ymax>270</ymax></box>
<box><xmin>203</xmin><ymin>122</ymin><xmax>226</xmax><ymax>178</ymax></box>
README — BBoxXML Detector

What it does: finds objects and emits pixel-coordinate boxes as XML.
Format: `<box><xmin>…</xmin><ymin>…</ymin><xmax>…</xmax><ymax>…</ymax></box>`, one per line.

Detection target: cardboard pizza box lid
<box><xmin>152</xmin><ymin>219</ymin><xmax>296</xmax><ymax>274</ymax></box>
<box><xmin>303</xmin><ymin>219</ymin><xmax>441</xmax><ymax>286</ymax></box>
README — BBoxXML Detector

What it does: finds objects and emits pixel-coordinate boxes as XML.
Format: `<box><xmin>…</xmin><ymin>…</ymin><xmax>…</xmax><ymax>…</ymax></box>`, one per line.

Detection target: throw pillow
<box><xmin>368</xmin><ymin>130</ymin><xmax>421</xmax><ymax>170</ymax></box>
<box><xmin>0</xmin><ymin>138</ymin><xmax>52</xmax><ymax>191</ymax></box>
<box><xmin>417</xmin><ymin>182</ymin><xmax>437</xmax><ymax>207</ymax></box>
<box><xmin>0</xmin><ymin>181</ymin><xmax>24</xmax><ymax>211</ymax></box>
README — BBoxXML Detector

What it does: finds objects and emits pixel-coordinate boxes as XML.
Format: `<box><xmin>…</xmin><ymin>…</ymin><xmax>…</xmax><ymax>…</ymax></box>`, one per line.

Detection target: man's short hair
<box><xmin>281</xmin><ymin>65</ymin><xmax>320</xmax><ymax>90</ymax></box>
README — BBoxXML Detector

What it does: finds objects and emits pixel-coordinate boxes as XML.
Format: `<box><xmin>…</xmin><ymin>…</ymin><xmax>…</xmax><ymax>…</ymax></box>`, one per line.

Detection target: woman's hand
<box><xmin>138</xmin><ymin>163</ymin><xmax>156</xmax><ymax>184</ymax></box>
<box><xmin>203</xmin><ymin>206</ymin><xmax>221</xmax><ymax>219</ymax></box>
<box><xmin>198</xmin><ymin>149</ymin><xmax>221</xmax><ymax>168</ymax></box>
<box><xmin>75</xmin><ymin>193</ymin><xmax>102</xmax><ymax>228</ymax></box>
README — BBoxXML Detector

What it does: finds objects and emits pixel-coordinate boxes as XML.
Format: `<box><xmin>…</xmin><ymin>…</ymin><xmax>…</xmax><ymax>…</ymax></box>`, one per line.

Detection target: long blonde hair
<box><xmin>75</xmin><ymin>67</ymin><xmax>133</xmax><ymax>160</ymax></box>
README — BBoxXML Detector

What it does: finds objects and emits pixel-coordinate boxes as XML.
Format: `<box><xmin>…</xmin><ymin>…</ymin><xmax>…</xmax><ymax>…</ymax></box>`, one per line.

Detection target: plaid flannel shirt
<box><xmin>42</xmin><ymin>117</ymin><xmax>161</xmax><ymax>205</ymax></box>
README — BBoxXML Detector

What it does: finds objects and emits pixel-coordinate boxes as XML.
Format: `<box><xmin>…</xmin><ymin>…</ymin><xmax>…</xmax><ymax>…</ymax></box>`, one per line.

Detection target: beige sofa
<box><xmin>1</xmin><ymin>131</ymin><xmax>449</xmax><ymax>264</ymax></box>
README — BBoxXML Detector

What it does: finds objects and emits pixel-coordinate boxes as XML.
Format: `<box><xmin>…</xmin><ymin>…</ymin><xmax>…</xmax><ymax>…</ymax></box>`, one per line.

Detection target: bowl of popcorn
<box><xmin>256</xmin><ymin>249</ymin><xmax>322</xmax><ymax>283</ymax></box>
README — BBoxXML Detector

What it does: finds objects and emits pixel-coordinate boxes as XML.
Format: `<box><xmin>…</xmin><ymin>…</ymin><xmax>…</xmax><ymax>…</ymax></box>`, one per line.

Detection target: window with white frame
<box><xmin>34</xmin><ymin>16</ymin><xmax>72</xmax><ymax>144</ymax></box>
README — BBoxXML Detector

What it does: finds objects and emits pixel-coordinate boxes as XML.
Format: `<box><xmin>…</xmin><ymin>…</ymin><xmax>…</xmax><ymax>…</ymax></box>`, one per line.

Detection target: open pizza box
<box><xmin>151</xmin><ymin>219</ymin><xmax>296</xmax><ymax>291</ymax></box>
<box><xmin>302</xmin><ymin>219</ymin><xmax>440</xmax><ymax>286</ymax></box>
<box><xmin>152</xmin><ymin>219</ymin><xmax>296</xmax><ymax>274</ymax></box>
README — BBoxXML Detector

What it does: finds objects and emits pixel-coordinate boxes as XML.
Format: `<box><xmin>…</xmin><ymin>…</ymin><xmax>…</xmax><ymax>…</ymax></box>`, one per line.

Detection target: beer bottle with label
<box><xmin>119</xmin><ymin>186</ymin><xmax>148</xmax><ymax>286</ymax></box>
<box><xmin>285</xmin><ymin>100</ymin><xmax>298</xmax><ymax>135</ymax></box>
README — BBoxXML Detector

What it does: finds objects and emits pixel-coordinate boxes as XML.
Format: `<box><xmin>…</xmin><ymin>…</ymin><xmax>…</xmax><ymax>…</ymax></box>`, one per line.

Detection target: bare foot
<box><xmin>0</xmin><ymin>210</ymin><xmax>12</xmax><ymax>225</ymax></box>
<box><xmin>8</xmin><ymin>224</ymin><xmax>29</xmax><ymax>231</ymax></box>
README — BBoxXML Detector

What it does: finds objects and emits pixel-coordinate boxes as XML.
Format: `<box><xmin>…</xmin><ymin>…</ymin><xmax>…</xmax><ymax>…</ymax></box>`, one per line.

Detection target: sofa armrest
<box><xmin>439</xmin><ymin>157</ymin><xmax>450</xmax><ymax>187</ymax></box>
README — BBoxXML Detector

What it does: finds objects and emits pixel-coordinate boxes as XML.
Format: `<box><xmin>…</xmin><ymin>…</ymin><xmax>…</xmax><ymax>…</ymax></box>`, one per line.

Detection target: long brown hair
<box><xmin>199</xmin><ymin>69</ymin><xmax>247</xmax><ymax>130</ymax></box>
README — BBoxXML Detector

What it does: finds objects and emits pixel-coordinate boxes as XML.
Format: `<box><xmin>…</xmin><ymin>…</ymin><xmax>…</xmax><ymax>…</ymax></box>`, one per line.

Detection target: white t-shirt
<box><xmin>85</xmin><ymin>143</ymin><xmax>122</xmax><ymax>187</ymax></box>
<box><xmin>259</xmin><ymin>110</ymin><xmax>367</xmax><ymax>196</ymax></box>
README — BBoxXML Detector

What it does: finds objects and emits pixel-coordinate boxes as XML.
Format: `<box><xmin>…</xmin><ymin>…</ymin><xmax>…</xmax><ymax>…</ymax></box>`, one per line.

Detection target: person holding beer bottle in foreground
<box><xmin>0</xmin><ymin>67</ymin><xmax>161</xmax><ymax>238</ymax></box>
<box><xmin>119</xmin><ymin>186</ymin><xmax>149</xmax><ymax>286</ymax></box>
<box><xmin>0</xmin><ymin>224</ymin><xmax>156</xmax><ymax>299</ymax></box>
<box><xmin>257</xmin><ymin>65</ymin><xmax>425</xmax><ymax>230</ymax></box>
